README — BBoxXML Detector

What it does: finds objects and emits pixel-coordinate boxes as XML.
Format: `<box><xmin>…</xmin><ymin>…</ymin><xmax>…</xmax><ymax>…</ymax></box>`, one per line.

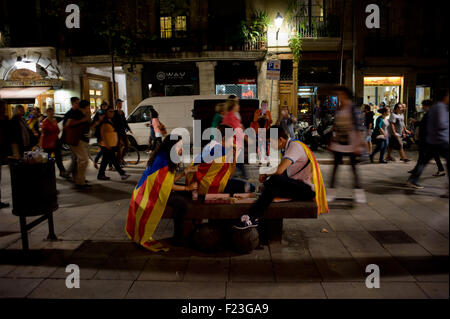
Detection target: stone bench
<box><xmin>162</xmin><ymin>200</ymin><xmax>318</xmax><ymax>242</ymax></box>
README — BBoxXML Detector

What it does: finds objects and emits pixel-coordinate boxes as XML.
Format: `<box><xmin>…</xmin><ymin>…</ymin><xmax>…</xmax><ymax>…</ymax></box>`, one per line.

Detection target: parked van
<box><xmin>126</xmin><ymin>95</ymin><xmax>260</xmax><ymax>148</ymax></box>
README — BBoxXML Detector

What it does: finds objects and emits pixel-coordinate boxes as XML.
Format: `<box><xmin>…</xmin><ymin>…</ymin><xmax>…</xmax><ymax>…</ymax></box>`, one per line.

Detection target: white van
<box><xmin>126</xmin><ymin>95</ymin><xmax>260</xmax><ymax>147</ymax></box>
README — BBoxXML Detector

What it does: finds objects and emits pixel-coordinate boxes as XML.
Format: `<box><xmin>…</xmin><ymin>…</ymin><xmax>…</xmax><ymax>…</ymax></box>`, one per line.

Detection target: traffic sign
<box><xmin>266</xmin><ymin>59</ymin><xmax>281</xmax><ymax>80</ymax></box>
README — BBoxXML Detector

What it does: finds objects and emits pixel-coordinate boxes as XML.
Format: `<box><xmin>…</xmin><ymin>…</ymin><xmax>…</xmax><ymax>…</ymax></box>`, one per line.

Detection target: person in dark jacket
<box><xmin>0</xmin><ymin>100</ymin><xmax>10</xmax><ymax>208</ymax></box>
<box><xmin>10</xmin><ymin>104</ymin><xmax>36</xmax><ymax>158</ymax></box>
<box><xmin>113</xmin><ymin>99</ymin><xmax>132</xmax><ymax>165</ymax></box>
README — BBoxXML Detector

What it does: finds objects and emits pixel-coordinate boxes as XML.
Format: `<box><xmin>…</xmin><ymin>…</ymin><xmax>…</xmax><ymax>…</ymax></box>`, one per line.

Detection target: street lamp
<box><xmin>275</xmin><ymin>12</ymin><xmax>284</xmax><ymax>40</ymax></box>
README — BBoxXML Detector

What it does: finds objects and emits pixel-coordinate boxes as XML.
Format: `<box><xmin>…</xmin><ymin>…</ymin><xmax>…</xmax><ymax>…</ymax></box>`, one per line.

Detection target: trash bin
<box><xmin>9</xmin><ymin>159</ymin><xmax>58</xmax><ymax>216</ymax></box>
<box><xmin>8</xmin><ymin>159</ymin><xmax>59</xmax><ymax>251</ymax></box>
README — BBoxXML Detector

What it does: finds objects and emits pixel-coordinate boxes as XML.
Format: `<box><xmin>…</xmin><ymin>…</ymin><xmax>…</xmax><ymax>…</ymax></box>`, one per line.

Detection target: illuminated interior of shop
<box><xmin>363</xmin><ymin>76</ymin><xmax>404</xmax><ymax>107</ymax></box>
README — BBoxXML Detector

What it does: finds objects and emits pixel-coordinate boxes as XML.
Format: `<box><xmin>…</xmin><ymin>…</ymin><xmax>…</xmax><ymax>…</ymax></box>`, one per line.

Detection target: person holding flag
<box><xmin>125</xmin><ymin>135</ymin><xmax>198</xmax><ymax>251</ymax></box>
<box><xmin>234</xmin><ymin>125</ymin><xmax>328</xmax><ymax>230</ymax></box>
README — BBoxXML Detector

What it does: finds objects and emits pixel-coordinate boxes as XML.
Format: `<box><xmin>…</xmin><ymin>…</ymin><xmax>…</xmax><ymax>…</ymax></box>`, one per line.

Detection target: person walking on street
<box><xmin>408</xmin><ymin>100</ymin><xmax>445</xmax><ymax>177</ymax></box>
<box><xmin>64</xmin><ymin>99</ymin><xmax>91</xmax><ymax>188</ymax></box>
<box><xmin>363</xmin><ymin>104</ymin><xmax>375</xmax><ymax>154</ymax></box>
<box><xmin>113</xmin><ymin>99</ymin><xmax>133</xmax><ymax>166</ymax></box>
<box><xmin>386</xmin><ymin>103</ymin><xmax>411</xmax><ymax>162</ymax></box>
<box><xmin>97</xmin><ymin>106</ymin><xmax>130</xmax><ymax>181</ymax></box>
<box><xmin>251</xmin><ymin>100</ymin><xmax>273</xmax><ymax>164</ymax></box>
<box><xmin>0</xmin><ymin>100</ymin><xmax>10</xmax><ymax>209</ymax></box>
<box><xmin>62</xmin><ymin>97</ymin><xmax>81</xmax><ymax>179</ymax></box>
<box><xmin>40</xmin><ymin>107</ymin><xmax>69</xmax><ymax>177</ymax></box>
<box><xmin>91</xmin><ymin>102</ymin><xmax>109</xmax><ymax>169</ymax></box>
<box><xmin>279</xmin><ymin>106</ymin><xmax>297</xmax><ymax>139</ymax></box>
<box><xmin>370</xmin><ymin>107</ymin><xmax>390</xmax><ymax>163</ymax></box>
<box><xmin>222</xmin><ymin>95</ymin><xmax>248</xmax><ymax>179</ymax></box>
<box><xmin>327</xmin><ymin>86</ymin><xmax>367</xmax><ymax>204</ymax></box>
<box><xmin>407</xmin><ymin>90</ymin><xmax>449</xmax><ymax>190</ymax></box>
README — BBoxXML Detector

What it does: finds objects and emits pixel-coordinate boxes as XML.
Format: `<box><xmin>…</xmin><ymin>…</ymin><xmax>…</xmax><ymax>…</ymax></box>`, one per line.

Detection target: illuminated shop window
<box><xmin>175</xmin><ymin>16</ymin><xmax>187</xmax><ymax>37</ymax></box>
<box><xmin>160</xmin><ymin>16</ymin><xmax>172</xmax><ymax>39</ymax></box>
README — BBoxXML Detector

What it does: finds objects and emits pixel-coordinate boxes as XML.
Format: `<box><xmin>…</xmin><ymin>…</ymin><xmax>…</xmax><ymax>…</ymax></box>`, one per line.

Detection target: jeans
<box><xmin>330</xmin><ymin>152</ymin><xmax>361</xmax><ymax>189</ymax></box>
<box><xmin>371</xmin><ymin>138</ymin><xmax>388</xmax><ymax>162</ymax></box>
<box><xmin>98</xmin><ymin>146</ymin><xmax>125</xmax><ymax>177</ymax></box>
<box><xmin>248</xmin><ymin>174</ymin><xmax>315</xmax><ymax>219</ymax></box>
<box><xmin>409</xmin><ymin>143</ymin><xmax>449</xmax><ymax>184</ymax></box>
<box><xmin>70</xmin><ymin>140</ymin><xmax>89</xmax><ymax>185</ymax></box>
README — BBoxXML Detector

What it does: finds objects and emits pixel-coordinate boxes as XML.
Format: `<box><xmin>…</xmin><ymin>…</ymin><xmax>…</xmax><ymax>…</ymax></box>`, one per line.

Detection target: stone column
<box><xmin>196</xmin><ymin>61</ymin><xmax>216</xmax><ymax>95</ymax></box>
<box><xmin>256</xmin><ymin>60</ymin><xmax>268</xmax><ymax>101</ymax></box>
<box><xmin>123</xmin><ymin>64</ymin><xmax>143</xmax><ymax>114</ymax></box>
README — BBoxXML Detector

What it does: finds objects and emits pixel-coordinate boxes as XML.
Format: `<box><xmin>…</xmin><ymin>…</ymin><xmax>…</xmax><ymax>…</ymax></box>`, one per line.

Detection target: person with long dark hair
<box><xmin>126</xmin><ymin>135</ymin><xmax>198</xmax><ymax>250</ymax></box>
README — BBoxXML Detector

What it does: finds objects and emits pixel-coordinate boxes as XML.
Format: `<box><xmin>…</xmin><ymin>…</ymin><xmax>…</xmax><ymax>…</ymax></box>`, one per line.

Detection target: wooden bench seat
<box><xmin>162</xmin><ymin>200</ymin><xmax>318</xmax><ymax>242</ymax></box>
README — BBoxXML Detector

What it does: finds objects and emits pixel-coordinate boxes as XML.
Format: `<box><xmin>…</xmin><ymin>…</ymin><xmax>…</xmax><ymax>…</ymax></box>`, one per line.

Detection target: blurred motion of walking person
<box><xmin>279</xmin><ymin>106</ymin><xmax>297</xmax><ymax>139</ymax></box>
<box><xmin>251</xmin><ymin>100</ymin><xmax>273</xmax><ymax>164</ymax></box>
<box><xmin>407</xmin><ymin>90</ymin><xmax>449</xmax><ymax>191</ymax></box>
<box><xmin>0</xmin><ymin>100</ymin><xmax>10</xmax><ymax>209</ymax></box>
<box><xmin>97</xmin><ymin>106</ymin><xmax>130</xmax><ymax>181</ymax></box>
<box><xmin>40</xmin><ymin>107</ymin><xmax>69</xmax><ymax>178</ymax></box>
<box><xmin>10</xmin><ymin>104</ymin><xmax>36</xmax><ymax>158</ymax></box>
<box><xmin>370</xmin><ymin>107</ymin><xmax>390</xmax><ymax>163</ymax></box>
<box><xmin>363</xmin><ymin>104</ymin><xmax>374</xmax><ymax>154</ymax></box>
<box><xmin>327</xmin><ymin>86</ymin><xmax>366</xmax><ymax>204</ymax></box>
<box><xmin>113</xmin><ymin>99</ymin><xmax>132</xmax><ymax>166</ymax></box>
<box><xmin>64</xmin><ymin>99</ymin><xmax>91</xmax><ymax>188</ymax></box>
<box><xmin>386</xmin><ymin>103</ymin><xmax>411</xmax><ymax>162</ymax></box>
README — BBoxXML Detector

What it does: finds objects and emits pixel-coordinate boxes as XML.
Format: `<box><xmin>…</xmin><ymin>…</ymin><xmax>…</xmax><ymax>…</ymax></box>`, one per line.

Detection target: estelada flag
<box><xmin>125</xmin><ymin>152</ymin><xmax>175</xmax><ymax>252</ymax></box>
<box><xmin>292</xmin><ymin>140</ymin><xmax>329</xmax><ymax>215</ymax></box>
<box><xmin>186</xmin><ymin>141</ymin><xmax>235</xmax><ymax>195</ymax></box>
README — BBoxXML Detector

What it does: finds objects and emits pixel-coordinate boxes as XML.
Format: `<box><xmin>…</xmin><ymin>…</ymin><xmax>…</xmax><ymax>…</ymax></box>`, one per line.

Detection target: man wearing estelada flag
<box><xmin>233</xmin><ymin>125</ymin><xmax>328</xmax><ymax>230</ymax></box>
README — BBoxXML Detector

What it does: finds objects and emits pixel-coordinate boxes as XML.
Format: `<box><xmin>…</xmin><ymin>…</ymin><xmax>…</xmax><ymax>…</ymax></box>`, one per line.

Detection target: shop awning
<box><xmin>0</xmin><ymin>87</ymin><xmax>51</xmax><ymax>99</ymax></box>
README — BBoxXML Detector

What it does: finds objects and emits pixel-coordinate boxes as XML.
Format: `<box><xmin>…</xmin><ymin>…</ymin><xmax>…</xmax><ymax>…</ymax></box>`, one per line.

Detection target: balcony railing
<box><xmin>293</xmin><ymin>16</ymin><xmax>340</xmax><ymax>38</ymax></box>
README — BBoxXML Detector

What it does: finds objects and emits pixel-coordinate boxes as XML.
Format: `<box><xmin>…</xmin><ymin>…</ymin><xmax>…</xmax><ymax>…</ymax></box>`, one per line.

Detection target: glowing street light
<box><xmin>275</xmin><ymin>12</ymin><xmax>284</xmax><ymax>40</ymax></box>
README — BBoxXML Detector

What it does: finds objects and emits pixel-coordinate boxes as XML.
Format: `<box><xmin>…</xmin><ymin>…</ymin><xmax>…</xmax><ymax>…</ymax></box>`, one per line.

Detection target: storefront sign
<box><xmin>363</xmin><ymin>76</ymin><xmax>403</xmax><ymax>86</ymax></box>
<box><xmin>0</xmin><ymin>79</ymin><xmax>63</xmax><ymax>88</ymax></box>
<box><xmin>266</xmin><ymin>60</ymin><xmax>281</xmax><ymax>80</ymax></box>
<box><xmin>156</xmin><ymin>71</ymin><xmax>187</xmax><ymax>81</ymax></box>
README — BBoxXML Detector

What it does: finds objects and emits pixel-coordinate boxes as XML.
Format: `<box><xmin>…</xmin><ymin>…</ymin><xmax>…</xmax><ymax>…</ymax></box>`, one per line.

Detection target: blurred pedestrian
<box><xmin>407</xmin><ymin>90</ymin><xmax>449</xmax><ymax>190</ymax></box>
<box><xmin>26</xmin><ymin>107</ymin><xmax>40</xmax><ymax>138</ymax></box>
<box><xmin>279</xmin><ymin>106</ymin><xmax>297</xmax><ymax>139</ymax></box>
<box><xmin>327</xmin><ymin>86</ymin><xmax>366</xmax><ymax>204</ymax></box>
<box><xmin>62</xmin><ymin>97</ymin><xmax>81</xmax><ymax>180</ymax></box>
<box><xmin>0</xmin><ymin>100</ymin><xmax>10</xmax><ymax>209</ymax></box>
<box><xmin>222</xmin><ymin>95</ymin><xmax>248</xmax><ymax>179</ymax></box>
<box><xmin>386</xmin><ymin>103</ymin><xmax>411</xmax><ymax>162</ymax></box>
<box><xmin>91</xmin><ymin>102</ymin><xmax>109</xmax><ymax>169</ymax></box>
<box><xmin>97</xmin><ymin>106</ymin><xmax>130</xmax><ymax>181</ymax></box>
<box><xmin>363</xmin><ymin>104</ymin><xmax>374</xmax><ymax>154</ymax></box>
<box><xmin>64</xmin><ymin>99</ymin><xmax>91</xmax><ymax>188</ymax></box>
<box><xmin>145</xmin><ymin>105</ymin><xmax>155</xmax><ymax>152</ymax></box>
<box><xmin>251</xmin><ymin>100</ymin><xmax>273</xmax><ymax>164</ymax></box>
<box><xmin>40</xmin><ymin>107</ymin><xmax>69</xmax><ymax>177</ymax></box>
<box><xmin>370</xmin><ymin>107</ymin><xmax>390</xmax><ymax>163</ymax></box>
<box><xmin>10</xmin><ymin>105</ymin><xmax>36</xmax><ymax>158</ymax></box>
<box><xmin>113</xmin><ymin>99</ymin><xmax>133</xmax><ymax>166</ymax></box>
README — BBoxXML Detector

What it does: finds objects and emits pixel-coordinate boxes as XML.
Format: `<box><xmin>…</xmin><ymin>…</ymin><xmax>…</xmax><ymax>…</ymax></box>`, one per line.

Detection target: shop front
<box><xmin>141</xmin><ymin>62</ymin><xmax>199</xmax><ymax>98</ymax></box>
<box><xmin>363</xmin><ymin>76</ymin><xmax>404</xmax><ymax>107</ymax></box>
<box><xmin>215</xmin><ymin>61</ymin><xmax>258</xmax><ymax>99</ymax></box>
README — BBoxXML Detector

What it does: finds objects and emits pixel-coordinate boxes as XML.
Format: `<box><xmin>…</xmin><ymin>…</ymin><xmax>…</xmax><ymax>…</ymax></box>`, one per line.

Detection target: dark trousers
<box><xmin>44</xmin><ymin>140</ymin><xmax>66</xmax><ymax>174</ymax></box>
<box><xmin>248</xmin><ymin>174</ymin><xmax>315</xmax><ymax>219</ymax></box>
<box><xmin>330</xmin><ymin>151</ymin><xmax>361</xmax><ymax>189</ymax></box>
<box><xmin>411</xmin><ymin>143</ymin><xmax>445</xmax><ymax>174</ymax></box>
<box><xmin>98</xmin><ymin>147</ymin><xmax>125</xmax><ymax>177</ymax></box>
<box><xmin>167</xmin><ymin>192</ymin><xmax>189</xmax><ymax>240</ymax></box>
<box><xmin>224</xmin><ymin>178</ymin><xmax>255</xmax><ymax>195</ymax></box>
<box><xmin>409</xmin><ymin>143</ymin><xmax>449</xmax><ymax>184</ymax></box>
<box><xmin>371</xmin><ymin>138</ymin><xmax>388</xmax><ymax>162</ymax></box>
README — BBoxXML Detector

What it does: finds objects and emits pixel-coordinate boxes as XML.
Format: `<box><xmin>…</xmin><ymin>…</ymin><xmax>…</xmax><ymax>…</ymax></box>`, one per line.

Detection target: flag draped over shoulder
<box><xmin>125</xmin><ymin>152</ymin><xmax>175</xmax><ymax>252</ymax></box>
<box><xmin>293</xmin><ymin>140</ymin><xmax>329</xmax><ymax>215</ymax></box>
<box><xmin>186</xmin><ymin>142</ymin><xmax>235</xmax><ymax>195</ymax></box>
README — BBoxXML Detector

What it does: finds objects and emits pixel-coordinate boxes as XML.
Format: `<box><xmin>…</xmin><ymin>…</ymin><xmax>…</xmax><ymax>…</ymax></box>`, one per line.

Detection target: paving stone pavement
<box><xmin>0</xmin><ymin>153</ymin><xmax>448</xmax><ymax>299</ymax></box>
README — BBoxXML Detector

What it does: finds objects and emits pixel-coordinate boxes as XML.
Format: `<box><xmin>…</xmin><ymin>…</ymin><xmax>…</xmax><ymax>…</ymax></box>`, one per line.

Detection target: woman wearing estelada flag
<box><xmin>125</xmin><ymin>135</ymin><xmax>197</xmax><ymax>252</ymax></box>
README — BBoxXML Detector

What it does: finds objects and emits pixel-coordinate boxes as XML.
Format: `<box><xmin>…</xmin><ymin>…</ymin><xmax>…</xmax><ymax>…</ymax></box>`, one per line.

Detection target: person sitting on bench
<box><xmin>234</xmin><ymin>125</ymin><xmax>328</xmax><ymax>230</ymax></box>
<box><xmin>186</xmin><ymin>124</ymin><xmax>255</xmax><ymax>196</ymax></box>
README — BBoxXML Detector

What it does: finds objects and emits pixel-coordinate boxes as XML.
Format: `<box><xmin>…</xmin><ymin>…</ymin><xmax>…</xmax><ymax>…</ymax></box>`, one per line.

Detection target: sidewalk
<box><xmin>0</xmin><ymin>158</ymin><xmax>448</xmax><ymax>299</ymax></box>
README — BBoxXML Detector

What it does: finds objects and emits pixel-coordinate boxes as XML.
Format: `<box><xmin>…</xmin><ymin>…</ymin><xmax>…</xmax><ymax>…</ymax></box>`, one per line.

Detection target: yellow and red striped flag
<box><xmin>186</xmin><ymin>142</ymin><xmax>235</xmax><ymax>195</ymax></box>
<box><xmin>125</xmin><ymin>152</ymin><xmax>175</xmax><ymax>252</ymax></box>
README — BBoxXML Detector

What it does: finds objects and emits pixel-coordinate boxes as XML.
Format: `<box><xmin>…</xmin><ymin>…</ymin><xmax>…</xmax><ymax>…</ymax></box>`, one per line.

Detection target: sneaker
<box><xmin>121</xmin><ymin>174</ymin><xmax>131</xmax><ymax>181</ymax></box>
<box><xmin>0</xmin><ymin>202</ymin><xmax>10</xmax><ymax>209</ymax></box>
<box><xmin>379</xmin><ymin>160</ymin><xmax>388</xmax><ymax>164</ymax></box>
<box><xmin>433</xmin><ymin>171</ymin><xmax>446</xmax><ymax>177</ymax></box>
<box><xmin>353</xmin><ymin>189</ymin><xmax>367</xmax><ymax>204</ymax></box>
<box><xmin>97</xmin><ymin>175</ymin><xmax>111</xmax><ymax>181</ymax></box>
<box><xmin>386</xmin><ymin>157</ymin><xmax>396</xmax><ymax>162</ymax></box>
<box><xmin>327</xmin><ymin>188</ymin><xmax>337</xmax><ymax>202</ymax></box>
<box><xmin>406</xmin><ymin>181</ymin><xmax>424</xmax><ymax>189</ymax></box>
<box><xmin>75</xmin><ymin>183</ymin><xmax>91</xmax><ymax>189</ymax></box>
<box><xmin>401</xmin><ymin>158</ymin><xmax>411</xmax><ymax>163</ymax></box>
<box><xmin>94</xmin><ymin>162</ymin><xmax>99</xmax><ymax>169</ymax></box>
<box><xmin>369</xmin><ymin>154</ymin><xmax>374</xmax><ymax>163</ymax></box>
<box><xmin>233</xmin><ymin>215</ymin><xmax>258</xmax><ymax>230</ymax></box>
<box><xmin>59</xmin><ymin>171</ymin><xmax>71</xmax><ymax>179</ymax></box>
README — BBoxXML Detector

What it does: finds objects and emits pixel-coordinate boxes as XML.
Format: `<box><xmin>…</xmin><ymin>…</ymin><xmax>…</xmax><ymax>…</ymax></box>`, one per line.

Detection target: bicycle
<box><xmin>88</xmin><ymin>142</ymin><xmax>140</xmax><ymax>166</ymax></box>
